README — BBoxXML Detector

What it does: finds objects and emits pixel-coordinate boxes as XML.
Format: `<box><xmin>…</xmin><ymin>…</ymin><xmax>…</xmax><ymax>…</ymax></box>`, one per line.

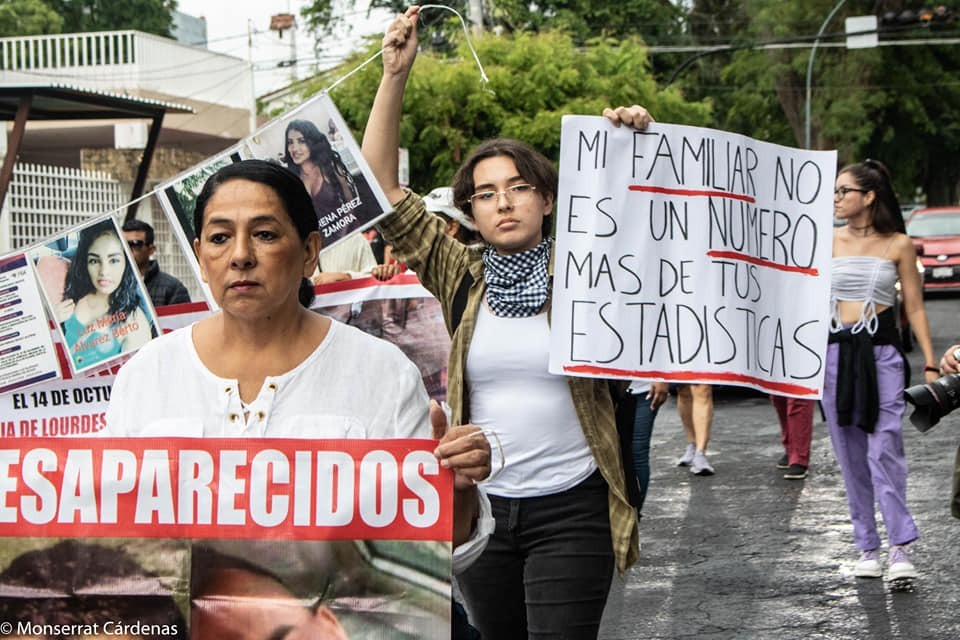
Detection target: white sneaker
<box><xmin>691</xmin><ymin>451</ymin><xmax>715</xmax><ymax>476</ymax></box>
<box><xmin>887</xmin><ymin>545</ymin><xmax>917</xmax><ymax>581</ymax></box>
<box><xmin>677</xmin><ymin>443</ymin><xmax>696</xmax><ymax>466</ymax></box>
<box><xmin>853</xmin><ymin>549</ymin><xmax>883</xmax><ymax>578</ymax></box>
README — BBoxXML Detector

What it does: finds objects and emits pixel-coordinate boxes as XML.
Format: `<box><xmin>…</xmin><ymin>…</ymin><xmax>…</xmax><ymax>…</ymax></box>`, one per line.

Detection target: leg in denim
<box><xmin>632</xmin><ymin>398</ymin><xmax>659</xmax><ymax>514</ymax></box>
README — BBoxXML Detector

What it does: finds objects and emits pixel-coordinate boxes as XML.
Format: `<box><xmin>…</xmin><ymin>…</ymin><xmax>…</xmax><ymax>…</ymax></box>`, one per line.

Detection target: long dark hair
<box><xmin>63</xmin><ymin>218</ymin><xmax>142</xmax><ymax>318</ymax></box>
<box><xmin>193</xmin><ymin>159</ymin><xmax>319</xmax><ymax>307</ymax></box>
<box><xmin>838</xmin><ymin>159</ymin><xmax>906</xmax><ymax>234</ymax></box>
<box><xmin>282</xmin><ymin>119</ymin><xmax>357</xmax><ymax>206</ymax></box>
<box><xmin>452</xmin><ymin>138</ymin><xmax>558</xmax><ymax>239</ymax></box>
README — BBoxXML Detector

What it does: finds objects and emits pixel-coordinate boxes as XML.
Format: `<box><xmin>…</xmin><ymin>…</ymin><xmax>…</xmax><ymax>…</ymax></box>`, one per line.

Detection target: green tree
<box><xmin>680</xmin><ymin>0</ymin><xmax>960</xmax><ymax>204</ymax></box>
<box><xmin>47</xmin><ymin>0</ymin><xmax>177</xmax><ymax>37</ymax></box>
<box><xmin>0</xmin><ymin>0</ymin><xmax>63</xmax><ymax>36</ymax></box>
<box><xmin>299</xmin><ymin>30</ymin><xmax>710</xmax><ymax>194</ymax></box>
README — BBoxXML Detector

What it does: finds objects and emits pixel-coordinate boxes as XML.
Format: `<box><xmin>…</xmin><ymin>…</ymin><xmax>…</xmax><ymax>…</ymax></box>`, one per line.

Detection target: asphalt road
<box><xmin>599</xmin><ymin>293</ymin><xmax>960</xmax><ymax>640</ymax></box>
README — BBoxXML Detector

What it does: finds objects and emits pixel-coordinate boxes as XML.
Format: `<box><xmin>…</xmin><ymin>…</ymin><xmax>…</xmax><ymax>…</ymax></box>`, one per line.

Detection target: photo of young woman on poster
<box><xmin>283</xmin><ymin>118</ymin><xmax>358</xmax><ymax>215</ymax></box>
<box><xmin>31</xmin><ymin>217</ymin><xmax>158</xmax><ymax>373</ymax></box>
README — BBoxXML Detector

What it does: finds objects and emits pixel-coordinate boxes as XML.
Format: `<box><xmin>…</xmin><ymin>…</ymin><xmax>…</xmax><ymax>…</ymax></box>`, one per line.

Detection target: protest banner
<box><xmin>0</xmin><ymin>275</ymin><xmax>456</xmax><ymax>638</ymax></box>
<box><xmin>0</xmin><ymin>254</ymin><xmax>60</xmax><ymax>394</ymax></box>
<box><xmin>0</xmin><ymin>438</ymin><xmax>453</xmax><ymax>639</ymax></box>
<box><xmin>549</xmin><ymin>119</ymin><xmax>837</xmax><ymax>397</ymax></box>
<box><xmin>25</xmin><ymin>216</ymin><xmax>160</xmax><ymax>377</ymax></box>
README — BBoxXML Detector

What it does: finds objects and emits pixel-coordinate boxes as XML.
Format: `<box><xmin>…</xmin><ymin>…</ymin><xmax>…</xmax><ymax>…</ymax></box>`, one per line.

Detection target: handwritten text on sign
<box><xmin>0</xmin><ymin>437</ymin><xmax>452</xmax><ymax>542</ymax></box>
<box><xmin>549</xmin><ymin>120</ymin><xmax>837</xmax><ymax>397</ymax></box>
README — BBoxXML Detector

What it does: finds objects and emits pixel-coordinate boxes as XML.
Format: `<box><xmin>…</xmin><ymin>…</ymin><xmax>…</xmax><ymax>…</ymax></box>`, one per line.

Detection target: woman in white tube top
<box><xmin>825</xmin><ymin>159</ymin><xmax>938</xmax><ymax>583</ymax></box>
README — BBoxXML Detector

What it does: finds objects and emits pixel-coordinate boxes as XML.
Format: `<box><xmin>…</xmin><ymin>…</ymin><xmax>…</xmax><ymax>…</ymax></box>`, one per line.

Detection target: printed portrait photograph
<box><xmin>27</xmin><ymin>216</ymin><xmax>159</xmax><ymax>374</ymax></box>
<box><xmin>244</xmin><ymin>93</ymin><xmax>391</xmax><ymax>247</ymax></box>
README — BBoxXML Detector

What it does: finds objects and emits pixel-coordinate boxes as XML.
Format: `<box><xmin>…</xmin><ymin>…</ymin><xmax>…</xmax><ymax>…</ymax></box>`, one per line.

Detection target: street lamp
<box><xmin>804</xmin><ymin>0</ymin><xmax>849</xmax><ymax>148</ymax></box>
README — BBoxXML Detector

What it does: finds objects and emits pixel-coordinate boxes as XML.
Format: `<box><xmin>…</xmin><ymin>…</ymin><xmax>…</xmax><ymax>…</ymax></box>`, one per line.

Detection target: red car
<box><xmin>906</xmin><ymin>207</ymin><xmax>960</xmax><ymax>293</ymax></box>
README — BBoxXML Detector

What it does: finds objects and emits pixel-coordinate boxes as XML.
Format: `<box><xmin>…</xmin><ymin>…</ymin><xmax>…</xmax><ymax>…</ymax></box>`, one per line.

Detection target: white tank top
<box><xmin>830</xmin><ymin>237</ymin><xmax>899</xmax><ymax>335</ymax></box>
<box><xmin>466</xmin><ymin>305</ymin><xmax>597</xmax><ymax>497</ymax></box>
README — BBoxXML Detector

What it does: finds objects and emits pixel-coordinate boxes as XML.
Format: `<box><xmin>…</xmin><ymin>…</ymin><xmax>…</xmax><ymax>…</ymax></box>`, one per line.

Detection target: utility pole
<box><xmin>467</xmin><ymin>0</ymin><xmax>484</xmax><ymax>32</ymax></box>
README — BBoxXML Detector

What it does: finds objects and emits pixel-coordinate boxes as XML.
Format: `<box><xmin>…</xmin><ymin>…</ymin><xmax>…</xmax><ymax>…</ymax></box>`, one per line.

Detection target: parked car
<box><xmin>905</xmin><ymin>207</ymin><xmax>960</xmax><ymax>293</ymax></box>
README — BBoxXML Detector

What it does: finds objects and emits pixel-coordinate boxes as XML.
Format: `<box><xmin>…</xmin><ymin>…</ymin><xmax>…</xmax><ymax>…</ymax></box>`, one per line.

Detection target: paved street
<box><xmin>599</xmin><ymin>294</ymin><xmax>960</xmax><ymax>640</ymax></box>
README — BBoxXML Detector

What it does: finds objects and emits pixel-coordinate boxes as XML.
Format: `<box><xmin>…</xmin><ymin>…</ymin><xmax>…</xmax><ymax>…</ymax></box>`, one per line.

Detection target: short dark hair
<box><xmin>122</xmin><ymin>218</ymin><xmax>155</xmax><ymax>245</ymax></box>
<box><xmin>193</xmin><ymin>159</ymin><xmax>319</xmax><ymax>307</ymax></box>
<box><xmin>451</xmin><ymin>138</ymin><xmax>558</xmax><ymax>239</ymax></box>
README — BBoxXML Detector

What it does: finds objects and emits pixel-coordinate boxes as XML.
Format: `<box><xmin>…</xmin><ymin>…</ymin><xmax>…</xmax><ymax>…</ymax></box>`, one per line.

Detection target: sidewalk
<box><xmin>599</xmin><ymin>389</ymin><xmax>960</xmax><ymax>640</ymax></box>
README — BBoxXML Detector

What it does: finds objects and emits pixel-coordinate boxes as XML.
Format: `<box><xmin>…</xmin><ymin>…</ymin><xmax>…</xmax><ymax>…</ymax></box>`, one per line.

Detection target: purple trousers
<box><xmin>771</xmin><ymin>395</ymin><xmax>814</xmax><ymax>467</ymax></box>
<box><xmin>821</xmin><ymin>342</ymin><xmax>919</xmax><ymax>551</ymax></box>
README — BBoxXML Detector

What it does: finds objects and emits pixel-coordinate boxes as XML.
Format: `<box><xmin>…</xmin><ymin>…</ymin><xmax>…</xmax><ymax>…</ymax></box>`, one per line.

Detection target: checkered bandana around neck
<box><xmin>481</xmin><ymin>237</ymin><xmax>552</xmax><ymax>317</ymax></box>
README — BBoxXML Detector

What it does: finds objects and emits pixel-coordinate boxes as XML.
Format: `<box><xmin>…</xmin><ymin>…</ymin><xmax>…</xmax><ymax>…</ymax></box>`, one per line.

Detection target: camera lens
<box><xmin>904</xmin><ymin>373</ymin><xmax>960</xmax><ymax>432</ymax></box>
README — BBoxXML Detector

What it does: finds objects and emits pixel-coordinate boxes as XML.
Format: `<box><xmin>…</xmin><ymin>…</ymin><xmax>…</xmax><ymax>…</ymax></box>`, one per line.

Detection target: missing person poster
<box><xmin>549</xmin><ymin>119</ymin><xmax>836</xmax><ymax>397</ymax></box>
<box><xmin>25</xmin><ymin>216</ymin><xmax>159</xmax><ymax>376</ymax></box>
<box><xmin>0</xmin><ymin>253</ymin><xmax>60</xmax><ymax>394</ymax></box>
<box><xmin>243</xmin><ymin>92</ymin><xmax>391</xmax><ymax>248</ymax></box>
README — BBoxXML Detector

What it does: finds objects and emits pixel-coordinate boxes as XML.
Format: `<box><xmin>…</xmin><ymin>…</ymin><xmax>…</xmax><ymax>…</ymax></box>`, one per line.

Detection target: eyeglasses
<box><xmin>127</xmin><ymin>240</ymin><xmax>148</xmax><ymax>249</ymax></box>
<box><xmin>834</xmin><ymin>186</ymin><xmax>868</xmax><ymax>199</ymax></box>
<box><xmin>468</xmin><ymin>184</ymin><xmax>537</xmax><ymax>209</ymax></box>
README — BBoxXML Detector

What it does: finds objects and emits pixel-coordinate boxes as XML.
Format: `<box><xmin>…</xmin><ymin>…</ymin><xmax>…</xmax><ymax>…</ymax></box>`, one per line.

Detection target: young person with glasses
<box><xmin>361</xmin><ymin>7</ymin><xmax>653</xmax><ymax>638</ymax></box>
<box><xmin>826</xmin><ymin>159</ymin><xmax>938</xmax><ymax>582</ymax></box>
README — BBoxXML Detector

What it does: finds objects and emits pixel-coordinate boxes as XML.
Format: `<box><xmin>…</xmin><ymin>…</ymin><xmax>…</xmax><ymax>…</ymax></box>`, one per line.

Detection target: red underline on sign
<box><xmin>706</xmin><ymin>250</ymin><xmax>819</xmax><ymax>276</ymax></box>
<box><xmin>628</xmin><ymin>185</ymin><xmax>756</xmax><ymax>203</ymax></box>
<box><xmin>562</xmin><ymin>365</ymin><xmax>819</xmax><ymax>397</ymax></box>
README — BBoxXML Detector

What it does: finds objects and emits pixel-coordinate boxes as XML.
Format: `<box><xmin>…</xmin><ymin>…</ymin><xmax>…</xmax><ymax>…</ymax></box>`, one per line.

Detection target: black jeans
<box><xmin>457</xmin><ymin>470</ymin><xmax>615</xmax><ymax>639</ymax></box>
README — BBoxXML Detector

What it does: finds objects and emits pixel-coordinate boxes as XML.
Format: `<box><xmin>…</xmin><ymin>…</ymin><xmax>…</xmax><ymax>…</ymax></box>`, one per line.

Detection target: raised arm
<box><xmin>361</xmin><ymin>6</ymin><xmax>420</xmax><ymax>206</ymax></box>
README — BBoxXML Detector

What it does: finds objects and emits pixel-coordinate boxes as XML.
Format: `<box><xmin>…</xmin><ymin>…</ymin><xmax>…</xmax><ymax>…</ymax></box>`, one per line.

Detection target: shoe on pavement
<box><xmin>887</xmin><ymin>545</ymin><xmax>918</xmax><ymax>581</ymax></box>
<box><xmin>677</xmin><ymin>443</ymin><xmax>696</xmax><ymax>467</ymax></box>
<box><xmin>777</xmin><ymin>453</ymin><xmax>789</xmax><ymax>469</ymax></box>
<box><xmin>854</xmin><ymin>549</ymin><xmax>883</xmax><ymax>578</ymax></box>
<box><xmin>783</xmin><ymin>464</ymin><xmax>808</xmax><ymax>479</ymax></box>
<box><xmin>691</xmin><ymin>451</ymin><xmax>714</xmax><ymax>476</ymax></box>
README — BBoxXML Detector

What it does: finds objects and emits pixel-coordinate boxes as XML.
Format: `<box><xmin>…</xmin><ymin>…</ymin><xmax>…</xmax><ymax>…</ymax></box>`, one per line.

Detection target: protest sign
<box><xmin>0</xmin><ymin>254</ymin><xmax>60</xmax><ymax>394</ymax></box>
<box><xmin>549</xmin><ymin>119</ymin><xmax>836</xmax><ymax>397</ymax></box>
<box><xmin>0</xmin><ymin>439</ymin><xmax>453</xmax><ymax>639</ymax></box>
<box><xmin>156</xmin><ymin>93</ymin><xmax>391</xmax><ymax>310</ymax></box>
<box><xmin>0</xmin><ymin>437</ymin><xmax>451</xmax><ymax>541</ymax></box>
<box><xmin>243</xmin><ymin>93</ymin><xmax>391</xmax><ymax>247</ymax></box>
<box><xmin>25</xmin><ymin>216</ymin><xmax>159</xmax><ymax>377</ymax></box>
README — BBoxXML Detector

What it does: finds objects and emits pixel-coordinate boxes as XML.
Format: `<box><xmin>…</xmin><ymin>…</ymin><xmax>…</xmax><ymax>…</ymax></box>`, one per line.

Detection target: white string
<box><xmin>324</xmin><ymin>4</ymin><xmax>491</xmax><ymax>94</ymax></box>
<box><xmin>480</xmin><ymin>428</ymin><xmax>505</xmax><ymax>484</ymax></box>
<box><xmin>418</xmin><ymin>4</ymin><xmax>491</xmax><ymax>90</ymax></box>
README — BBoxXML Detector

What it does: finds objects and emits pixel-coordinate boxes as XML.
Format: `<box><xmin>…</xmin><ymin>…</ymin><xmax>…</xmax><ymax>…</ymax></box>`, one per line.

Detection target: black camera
<box><xmin>904</xmin><ymin>373</ymin><xmax>960</xmax><ymax>432</ymax></box>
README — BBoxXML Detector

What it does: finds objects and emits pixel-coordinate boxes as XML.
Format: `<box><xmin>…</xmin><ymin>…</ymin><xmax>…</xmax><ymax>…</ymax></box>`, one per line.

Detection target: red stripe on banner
<box><xmin>0</xmin><ymin>438</ymin><xmax>452</xmax><ymax>542</ymax></box>
<box><xmin>313</xmin><ymin>273</ymin><xmax>422</xmax><ymax>294</ymax></box>
<box><xmin>562</xmin><ymin>365</ymin><xmax>819</xmax><ymax>396</ymax></box>
<box><xmin>706</xmin><ymin>250</ymin><xmax>819</xmax><ymax>276</ymax></box>
<box><xmin>156</xmin><ymin>300</ymin><xmax>210</xmax><ymax>316</ymax></box>
<box><xmin>628</xmin><ymin>184</ymin><xmax>756</xmax><ymax>203</ymax></box>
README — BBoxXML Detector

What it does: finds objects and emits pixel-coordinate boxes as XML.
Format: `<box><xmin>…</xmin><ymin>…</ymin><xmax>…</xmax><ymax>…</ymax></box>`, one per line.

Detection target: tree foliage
<box><xmin>0</xmin><ymin>0</ymin><xmax>63</xmax><ymax>36</ymax></box>
<box><xmin>43</xmin><ymin>0</ymin><xmax>177</xmax><ymax>36</ymax></box>
<box><xmin>307</xmin><ymin>30</ymin><xmax>710</xmax><ymax>194</ymax></box>
<box><xmin>298</xmin><ymin>0</ymin><xmax>960</xmax><ymax>203</ymax></box>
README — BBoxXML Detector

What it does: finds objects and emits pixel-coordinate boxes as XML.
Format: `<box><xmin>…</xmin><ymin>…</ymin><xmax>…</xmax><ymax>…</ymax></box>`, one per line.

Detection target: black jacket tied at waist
<box><xmin>828</xmin><ymin>307</ymin><xmax>905</xmax><ymax>433</ymax></box>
